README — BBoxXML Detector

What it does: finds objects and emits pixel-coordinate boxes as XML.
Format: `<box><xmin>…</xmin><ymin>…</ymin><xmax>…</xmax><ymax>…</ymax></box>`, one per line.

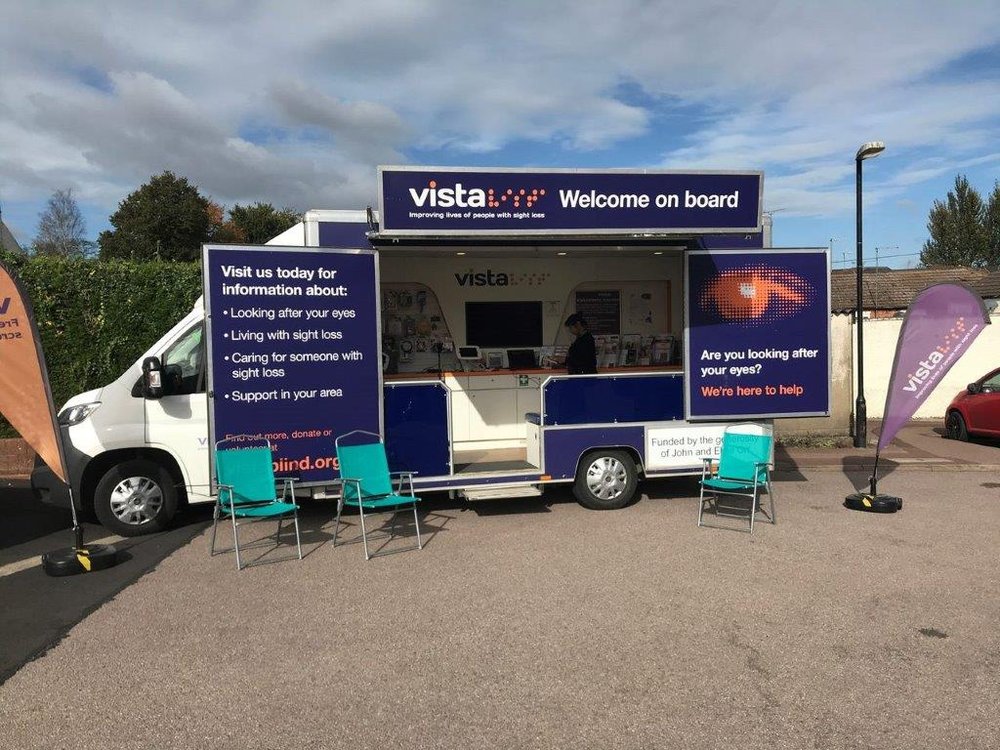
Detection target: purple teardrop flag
<box><xmin>878</xmin><ymin>283</ymin><xmax>990</xmax><ymax>453</ymax></box>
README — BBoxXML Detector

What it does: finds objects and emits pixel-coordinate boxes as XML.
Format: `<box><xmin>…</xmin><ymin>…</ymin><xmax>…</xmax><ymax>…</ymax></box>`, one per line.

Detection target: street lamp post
<box><xmin>853</xmin><ymin>140</ymin><xmax>885</xmax><ymax>448</ymax></box>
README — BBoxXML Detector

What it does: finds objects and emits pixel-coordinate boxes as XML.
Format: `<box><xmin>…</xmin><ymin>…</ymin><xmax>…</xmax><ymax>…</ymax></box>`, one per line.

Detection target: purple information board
<box><xmin>685</xmin><ymin>249</ymin><xmax>830</xmax><ymax>420</ymax></box>
<box><xmin>378</xmin><ymin>167</ymin><xmax>762</xmax><ymax>235</ymax></box>
<box><xmin>204</xmin><ymin>245</ymin><xmax>381</xmax><ymax>484</ymax></box>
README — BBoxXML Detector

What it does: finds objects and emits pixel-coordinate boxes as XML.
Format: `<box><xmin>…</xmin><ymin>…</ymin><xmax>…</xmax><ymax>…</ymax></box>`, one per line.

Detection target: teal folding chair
<box><xmin>698</xmin><ymin>425</ymin><xmax>775</xmax><ymax>533</ymax></box>
<box><xmin>334</xmin><ymin>430</ymin><xmax>422</xmax><ymax>560</ymax></box>
<box><xmin>211</xmin><ymin>437</ymin><xmax>302</xmax><ymax>570</ymax></box>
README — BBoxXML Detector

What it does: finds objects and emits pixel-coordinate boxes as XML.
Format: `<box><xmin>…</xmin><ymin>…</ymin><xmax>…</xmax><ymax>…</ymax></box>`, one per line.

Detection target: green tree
<box><xmin>98</xmin><ymin>172</ymin><xmax>212</xmax><ymax>261</ymax></box>
<box><xmin>32</xmin><ymin>188</ymin><xmax>94</xmax><ymax>258</ymax></box>
<box><xmin>228</xmin><ymin>202</ymin><xmax>301</xmax><ymax>244</ymax></box>
<box><xmin>984</xmin><ymin>181</ymin><xmax>1000</xmax><ymax>269</ymax></box>
<box><xmin>920</xmin><ymin>175</ymin><xmax>989</xmax><ymax>267</ymax></box>
<box><xmin>206</xmin><ymin>199</ymin><xmax>243</xmax><ymax>244</ymax></box>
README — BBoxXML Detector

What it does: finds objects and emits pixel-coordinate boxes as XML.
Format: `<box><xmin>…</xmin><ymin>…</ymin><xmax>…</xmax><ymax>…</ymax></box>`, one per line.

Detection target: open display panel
<box><xmin>377</xmin><ymin>242</ymin><xmax>685</xmax><ymax>476</ymax></box>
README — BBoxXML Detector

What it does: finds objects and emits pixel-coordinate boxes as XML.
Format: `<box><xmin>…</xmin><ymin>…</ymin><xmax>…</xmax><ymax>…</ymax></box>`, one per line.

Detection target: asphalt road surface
<box><xmin>2</xmin><ymin>465</ymin><xmax>999</xmax><ymax>749</ymax></box>
<box><xmin>0</xmin><ymin>481</ymin><xmax>213</xmax><ymax>685</ymax></box>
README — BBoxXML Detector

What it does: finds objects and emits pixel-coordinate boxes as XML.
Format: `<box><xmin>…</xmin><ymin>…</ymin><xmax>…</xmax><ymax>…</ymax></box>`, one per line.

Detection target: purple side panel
<box><xmin>543</xmin><ymin>426</ymin><xmax>645</xmax><ymax>479</ymax></box>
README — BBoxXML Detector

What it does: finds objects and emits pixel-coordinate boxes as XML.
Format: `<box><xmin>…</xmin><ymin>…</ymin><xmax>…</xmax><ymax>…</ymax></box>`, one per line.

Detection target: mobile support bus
<box><xmin>32</xmin><ymin>167</ymin><xmax>831</xmax><ymax>536</ymax></box>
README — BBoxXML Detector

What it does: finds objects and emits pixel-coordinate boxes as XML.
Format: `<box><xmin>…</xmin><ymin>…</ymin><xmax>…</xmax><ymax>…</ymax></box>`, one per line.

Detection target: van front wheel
<box><xmin>573</xmin><ymin>450</ymin><xmax>639</xmax><ymax>510</ymax></box>
<box><xmin>94</xmin><ymin>459</ymin><xmax>178</xmax><ymax>536</ymax></box>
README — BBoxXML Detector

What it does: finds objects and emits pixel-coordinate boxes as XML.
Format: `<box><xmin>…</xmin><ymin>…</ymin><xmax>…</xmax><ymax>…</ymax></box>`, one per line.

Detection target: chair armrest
<box><xmin>216</xmin><ymin>483</ymin><xmax>236</xmax><ymax>511</ymax></box>
<box><xmin>752</xmin><ymin>461</ymin><xmax>773</xmax><ymax>484</ymax></box>
<box><xmin>389</xmin><ymin>471</ymin><xmax>418</xmax><ymax>494</ymax></box>
<box><xmin>337</xmin><ymin>477</ymin><xmax>362</xmax><ymax>512</ymax></box>
<box><xmin>700</xmin><ymin>457</ymin><xmax>715</xmax><ymax>480</ymax></box>
<box><xmin>279</xmin><ymin>477</ymin><xmax>298</xmax><ymax>501</ymax></box>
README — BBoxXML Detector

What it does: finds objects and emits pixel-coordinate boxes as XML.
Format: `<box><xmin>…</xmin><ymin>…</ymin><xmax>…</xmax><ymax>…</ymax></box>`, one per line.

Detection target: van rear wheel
<box><xmin>573</xmin><ymin>450</ymin><xmax>638</xmax><ymax>510</ymax></box>
<box><xmin>94</xmin><ymin>459</ymin><xmax>178</xmax><ymax>536</ymax></box>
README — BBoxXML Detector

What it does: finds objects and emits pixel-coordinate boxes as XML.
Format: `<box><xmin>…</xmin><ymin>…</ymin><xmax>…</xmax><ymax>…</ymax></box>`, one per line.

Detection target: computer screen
<box><xmin>465</xmin><ymin>301</ymin><xmax>543</xmax><ymax>347</ymax></box>
<box><xmin>506</xmin><ymin>349</ymin><xmax>536</xmax><ymax>369</ymax></box>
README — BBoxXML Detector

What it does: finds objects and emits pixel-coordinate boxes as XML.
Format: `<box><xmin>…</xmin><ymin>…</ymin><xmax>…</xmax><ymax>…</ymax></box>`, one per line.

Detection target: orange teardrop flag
<box><xmin>0</xmin><ymin>260</ymin><xmax>67</xmax><ymax>484</ymax></box>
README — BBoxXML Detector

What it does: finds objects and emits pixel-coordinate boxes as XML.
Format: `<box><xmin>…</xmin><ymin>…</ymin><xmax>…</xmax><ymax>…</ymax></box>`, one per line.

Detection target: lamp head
<box><xmin>856</xmin><ymin>141</ymin><xmax>886</xmax><ymax>161</ymax></box>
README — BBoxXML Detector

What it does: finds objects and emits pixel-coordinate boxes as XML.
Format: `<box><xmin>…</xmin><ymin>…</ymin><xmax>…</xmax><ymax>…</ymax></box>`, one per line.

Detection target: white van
<box><xmin>33</xmin><ymin>168</ymin><xmax>827</xmax><ymax>536</ymax></box>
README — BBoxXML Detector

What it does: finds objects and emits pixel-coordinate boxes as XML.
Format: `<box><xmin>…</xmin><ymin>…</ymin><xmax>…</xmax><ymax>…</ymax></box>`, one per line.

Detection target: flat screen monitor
<box><xmin>506</xmin><ymin>349</ymin><xmax>536</xmax><ymax>369</ymax></box>
<box><xmin>457</xmin><ymin>345</ymin><xmax>481</xmax><ymax>360</ymax></box>
<box><xmin>465</xmin><ymin>301</ymin><xmax>543</xmax><ymax>348</ymax></box>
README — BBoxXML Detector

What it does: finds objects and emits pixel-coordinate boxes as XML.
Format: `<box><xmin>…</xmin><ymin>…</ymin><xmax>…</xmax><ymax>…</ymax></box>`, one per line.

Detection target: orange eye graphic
<box><xmin>700</xmin><ymin>265</ymin><xmax>813</xmax><ymax>325</ymax></box>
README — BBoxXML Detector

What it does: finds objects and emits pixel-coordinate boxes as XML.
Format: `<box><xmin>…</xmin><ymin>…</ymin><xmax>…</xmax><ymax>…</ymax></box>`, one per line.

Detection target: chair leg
<box><xmin>333</xmin><ymin>501</ymin><xmax>343</xmax><ymax>547</ymax></box>
<box><xmin>767</xmin><ymin>477</ymin><xmax>777</xmax><ymax>525</ymax></box>
<box><xmin>358</xmin><ymin>503</ymin><xmax>371</xmax><ymax>560</ymax></box>
<box><xmin>275</xmin><ymin>515</ymin><xmax>283</xmax><ymax>540</ymax></box>
<box><xmin>293</xmin><ymin>510</ymin><xmax>303</xmax><ymax>560</ymax></box>
<box><xmin>210</xmin><ymin>505</ymin><xmax>220</xmax><ymax>555</ymax></box>
<box><xmin>231</xmin><ymin>514</ymin><xmax>243</xmax><ymax>570</ymax></box>
<box><xmin>749</xmin><ymin>489</ymin><xmax>757</xmax><ymax>534</ymax></box>
<box><xmin>413</xmin><ymin>503</ymin><xmax>423</xmax><ymax>550</ymax></box>
<box><xmin>698</xmin><ymin>486</ymin><xmax>707</xmax><ymax>527</ymax></box>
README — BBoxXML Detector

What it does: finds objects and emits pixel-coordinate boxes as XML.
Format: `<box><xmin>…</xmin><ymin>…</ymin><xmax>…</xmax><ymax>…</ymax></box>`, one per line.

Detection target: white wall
<box><xmin>859</xmin><ymin>311</ymin><xmax>1000</xmax><ymax>419</ymax></box>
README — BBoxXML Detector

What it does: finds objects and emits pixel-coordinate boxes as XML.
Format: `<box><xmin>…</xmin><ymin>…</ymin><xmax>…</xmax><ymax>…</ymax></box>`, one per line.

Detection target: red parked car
<box><xmin>945</xmin><ymin>367</ymin><xmax>1000</xmax><ymax>441</ymax></box>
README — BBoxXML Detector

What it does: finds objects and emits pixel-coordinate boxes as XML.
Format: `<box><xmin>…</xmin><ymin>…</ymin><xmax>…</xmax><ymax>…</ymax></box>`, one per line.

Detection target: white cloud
<box><xmin>0</xmin><ymin>0</ymin><xmax>998</xmax><ymax>234</ymax></box>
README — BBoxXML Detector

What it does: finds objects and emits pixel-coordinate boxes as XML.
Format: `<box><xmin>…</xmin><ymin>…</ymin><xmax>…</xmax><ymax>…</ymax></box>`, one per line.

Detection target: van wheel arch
<box><xmin>82</xmin><ymin>449</ymin><xmax>188</xmax><ymax>517</ymax></box>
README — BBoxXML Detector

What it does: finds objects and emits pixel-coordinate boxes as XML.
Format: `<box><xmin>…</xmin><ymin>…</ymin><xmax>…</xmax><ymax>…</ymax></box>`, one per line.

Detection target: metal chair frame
<box><xmin>698</xmin><ymin>427</ymin><xmax>776</xmax><ymax>534</ymax></box>
<box><xmin>334</xmin><ymin>430</ymin><xmax>422</xmax><ymax>560</ymax></box>
<box><xmin>211</xmin><ymin>436</ymin><xmax>303</xmax><ymax>570</ymax></box>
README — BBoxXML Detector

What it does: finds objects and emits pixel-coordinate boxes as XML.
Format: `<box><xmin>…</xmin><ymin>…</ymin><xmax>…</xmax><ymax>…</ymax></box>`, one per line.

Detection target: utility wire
<box><xmin>832</xmin><ymin>250</ymin><xmax>922</xmax><ymax>265</ymax></box>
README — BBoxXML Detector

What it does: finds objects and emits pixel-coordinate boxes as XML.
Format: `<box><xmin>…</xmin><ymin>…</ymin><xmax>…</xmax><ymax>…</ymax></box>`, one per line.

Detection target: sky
<box><xmin>2</xmin><ymin>0</ymin><xmax>999</xmax><ymax>269</ymax></box>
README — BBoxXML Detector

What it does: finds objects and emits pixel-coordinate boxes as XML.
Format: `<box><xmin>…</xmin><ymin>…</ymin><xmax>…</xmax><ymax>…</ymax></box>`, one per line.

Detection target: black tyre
<box><xmin>573</xmin><ymin>449</ymin><xmax>639</xmax><ymax>510</ymax></box>
<box><xmin>946</xmin><ymin>411</ymin><xmax>969</xmax><ymax>441</ymax></box>
<box><xmin>93</xmin><ymin>459</ymin><xmax>178</xmax><ymax>536</ymax></box>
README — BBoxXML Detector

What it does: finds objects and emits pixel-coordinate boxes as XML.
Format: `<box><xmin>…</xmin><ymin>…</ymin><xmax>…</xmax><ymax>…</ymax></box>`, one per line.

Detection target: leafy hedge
<box><xmin>1</xmin><ymin>252</ymin><xmax>203</xmax><ymax>437</ymax></box>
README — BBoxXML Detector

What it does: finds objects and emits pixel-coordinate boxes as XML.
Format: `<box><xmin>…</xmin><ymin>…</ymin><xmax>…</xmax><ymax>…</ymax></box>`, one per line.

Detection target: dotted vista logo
<box><xmin>408</xmin><ymin>180</ymin><xmax>546</xmax><ymax>209</ymax></box>
<box><xmin>700</xmin><ymin>264</ymin><xmax>814</xmax><ymax>325</ymax></box>
<box><xmin>901</xmin><ymin>317</ymin><xmax>969</xmax><ymax>393</ymax></box>
<box><xmin>454</xmin><ymin>269</ymin><xmax>552</xmax><ymax>287</ymax></box>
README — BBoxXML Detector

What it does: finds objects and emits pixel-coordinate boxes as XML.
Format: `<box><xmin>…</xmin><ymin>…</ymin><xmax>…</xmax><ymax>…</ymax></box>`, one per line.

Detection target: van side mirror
<box><xmin>967</xmin><ymin>382</ymin><xmax>982</xmax><ymax>395</ymax></box>
<box><xmin>142</xmin><ymin>356</ymin><xmax>164</xmax><ymax>399</ymax></box>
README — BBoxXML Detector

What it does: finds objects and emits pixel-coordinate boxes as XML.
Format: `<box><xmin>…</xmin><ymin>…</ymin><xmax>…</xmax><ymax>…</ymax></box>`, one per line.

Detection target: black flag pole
<box><xmin>0</xmin><ymin>258</ymin><xmax>120</xmax><ymax>575</ymax></box>
<box><xmin>844</xmin><ymin>448</ymin><xmax>901</xmax><ymax>513</ymax></box>
<box><xmin>844</xmin><ymin>283</ymin><xmax>990</xmax><ymax>515</ymax></box>
<box><xmin>36</xmin><ymin>326</ymin><xmax>121</xmax><ymax>576</ymax></box>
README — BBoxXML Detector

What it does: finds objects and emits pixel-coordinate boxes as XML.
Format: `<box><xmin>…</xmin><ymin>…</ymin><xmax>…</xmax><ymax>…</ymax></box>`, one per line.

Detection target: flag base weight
<box><xmin>844</xmin><ymin>493</ymin><xmax>902</xmax><ymax>513</ymax></box>
<box><xmin>42</xmin><ymin>544</ymin><xmax>120</xmax><ymax>577</ymax></box>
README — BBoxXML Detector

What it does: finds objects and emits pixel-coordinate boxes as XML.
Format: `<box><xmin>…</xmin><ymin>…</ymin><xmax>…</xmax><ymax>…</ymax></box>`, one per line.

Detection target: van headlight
<box><xmin>58</xmin><ymin>402</ymin><xmax>101</xmax><ymax>426</ymax></box>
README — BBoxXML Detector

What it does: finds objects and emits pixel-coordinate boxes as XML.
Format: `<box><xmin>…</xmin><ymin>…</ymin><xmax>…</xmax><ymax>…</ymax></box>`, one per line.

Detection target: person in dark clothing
<box><xmin>564</xmin><ymin>313</ymin><xmax>597</xmax><ymax>374</ymax></box>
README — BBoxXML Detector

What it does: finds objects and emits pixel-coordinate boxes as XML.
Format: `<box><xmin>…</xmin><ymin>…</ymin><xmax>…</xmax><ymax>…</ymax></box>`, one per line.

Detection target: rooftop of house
<box><xmin>1</xmin><ymin>218</ymin><xmax>25</xmax><ymax>255</ymax></box>
<box><xmin>830</xmin><ymin>266</ymin><xmax>1000</xmax><ymax>313</ymax></box>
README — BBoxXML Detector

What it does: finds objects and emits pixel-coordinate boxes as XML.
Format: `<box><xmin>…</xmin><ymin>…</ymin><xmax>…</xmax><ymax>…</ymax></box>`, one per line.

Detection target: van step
<box><xmin>462</xmin><ymin>485</ymin><xmax>544</xmax><ymax>501</ymax></box>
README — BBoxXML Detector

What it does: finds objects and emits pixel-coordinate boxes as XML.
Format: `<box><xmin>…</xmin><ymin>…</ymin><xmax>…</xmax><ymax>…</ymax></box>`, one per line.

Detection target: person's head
<box><xmin>564</xmin><ymin>313</ymin><xmax>588</xmax><ymax>337</ymax></box>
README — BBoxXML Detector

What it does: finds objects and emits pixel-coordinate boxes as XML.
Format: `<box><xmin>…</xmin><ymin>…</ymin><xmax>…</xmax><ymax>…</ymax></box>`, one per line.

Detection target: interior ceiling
<box><xmin>374</xmin><ymin>243</ymin><xmax>689</xmax><ymax>258</ymax></box>
<box><xmin>370</xmin><ymin>231</ymin><xmax>696</xmax><ymax>258</ymax></box>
